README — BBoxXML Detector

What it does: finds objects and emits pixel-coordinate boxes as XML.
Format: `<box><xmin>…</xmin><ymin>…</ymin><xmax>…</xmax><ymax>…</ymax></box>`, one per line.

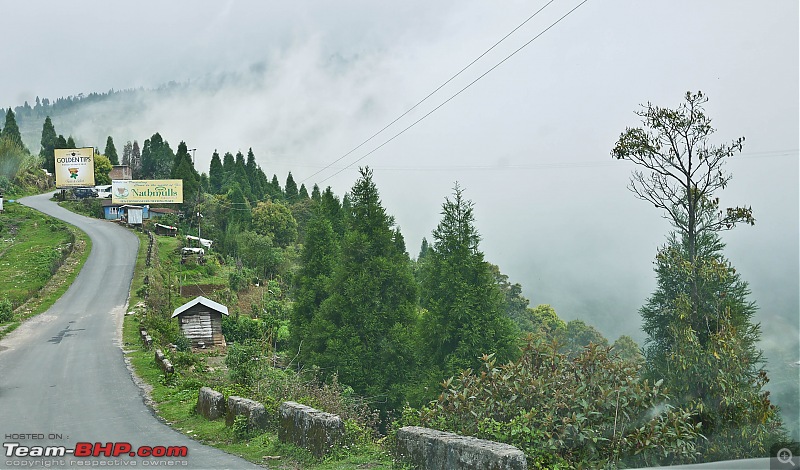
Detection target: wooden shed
<box><xmin>171</xmin><ymin>296</ymin><xmax>229</xmax><ymax>349</ymax></box>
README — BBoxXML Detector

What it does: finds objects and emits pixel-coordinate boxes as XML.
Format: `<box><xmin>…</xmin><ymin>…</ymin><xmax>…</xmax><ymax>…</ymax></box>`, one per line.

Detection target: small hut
<box><xmin>171</xmin><ymin>296</ymin><xmax>229</xmax><ymax>349</ymax></box>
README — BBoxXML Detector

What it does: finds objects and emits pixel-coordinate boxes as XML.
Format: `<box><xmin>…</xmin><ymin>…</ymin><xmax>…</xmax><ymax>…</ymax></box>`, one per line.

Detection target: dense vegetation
<box><xmin>3</xmin><ymin>90</ymin><xmax>796</xmax><ymax>467</ymax></box>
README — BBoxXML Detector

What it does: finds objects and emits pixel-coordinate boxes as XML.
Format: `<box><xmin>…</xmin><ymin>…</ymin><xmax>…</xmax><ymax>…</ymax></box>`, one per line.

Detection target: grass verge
<box><xmin>0</xmin><ymin>203</ymin><xmax>92</xmax><ymax>340</ymax></box>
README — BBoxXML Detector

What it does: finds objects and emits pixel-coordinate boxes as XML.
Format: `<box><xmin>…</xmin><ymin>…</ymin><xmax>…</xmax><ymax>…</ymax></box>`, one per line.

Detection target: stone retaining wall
<box><xmin>226</xmin><ymin>396</ymin><xmax>268</xmax><ymax>431</ymax></box>
<box><xmin>278</xmin><ymin>401</ymin><xmax>344</xmax><ymax>458</ymax></box>
<box><xmin>196</xmin><ymin>387</ymin><xmax>226</xmax><ymax>420</ymax></box>
<box><xmin>396</xmin><ymin>426</ymin><xmax>527</xmax><ymax>470</ymax></box>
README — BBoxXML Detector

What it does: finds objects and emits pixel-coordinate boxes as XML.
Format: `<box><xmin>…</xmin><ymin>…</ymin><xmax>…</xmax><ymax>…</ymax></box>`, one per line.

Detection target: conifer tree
<box><xmin>39</xmin><ymin>116</ymin><xmax>57</xmax><ymax>172</ymax></box>
<box><xmin>298</xmin><ymin>183</ymin><xmax>309</xmax><ymax>200</ymax></box>
<box><xmin>291</xmin><ymin>212</ymin><xmax>339</xmax><ymax>363</ymax></box>
<box><xmin>284</xmin><ymin>172</ymin><xmax>298</xmax><ymax>202</ymax></box>
<box><xmin>419</xmin><ymin>183</ymin><xmax>519</xmax><ymax>377</ymax></box>
<box><xmin>311</xmin><ymin>183</ymin><xmax>321</xmax><ymax>202</ymax></box>
<box><xmin>122</xmin><ymin>141</ymin><xmax>132</xmax><ymax>166</ymax></box>
<box><xmin>269</xmin><ymin>174</ymin><xmax>282</xmax><ymax>199</ymax></box>
<box><xmin>66</xmin><ymin>136</ymin><xmax>76</xmax><ymax>148</ymax></box>
<box><xmin>2</xmin><ymin>108</ymin><xmax>27</xmax><ymax>152</ymax></box>
<box><xmin>131</xmin><ymin>140</ymin><xmax>141</xmax><ymax>178</ymax></box>
<box><xmin>311</xmin><ymin>168</ymin><xmax>417</xmax><ymax>408</ymax></box>
<box><xmin>104</xmin><ymin>136</ymin><xmax>118</xmax><ymax>165</ymax></box>
<box><xmin>209</xmin><ymin>150</ymin><xmax>223</xmax><ymax>194</ymax></box>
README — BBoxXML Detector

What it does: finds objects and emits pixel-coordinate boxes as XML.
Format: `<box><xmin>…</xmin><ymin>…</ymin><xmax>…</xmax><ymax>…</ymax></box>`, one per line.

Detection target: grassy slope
<box><xmin>0</xmin><ymin>202</ymin><xmax>92</xmax><ymax>339</ymax></box>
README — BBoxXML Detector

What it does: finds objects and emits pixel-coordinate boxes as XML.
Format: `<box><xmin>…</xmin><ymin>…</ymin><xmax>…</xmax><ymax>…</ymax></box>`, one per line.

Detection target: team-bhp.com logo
<box><xmin>4</xmin><ymin>441</ymin><xmax>188</xmax><ymax>458</ymax></box>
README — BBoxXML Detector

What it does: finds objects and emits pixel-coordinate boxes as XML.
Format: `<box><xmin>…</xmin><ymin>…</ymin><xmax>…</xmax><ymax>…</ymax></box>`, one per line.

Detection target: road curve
<box><xmin>0</xmin><ymin>193</ymin><xmax>260</xmax><ymax>469</ymax></box>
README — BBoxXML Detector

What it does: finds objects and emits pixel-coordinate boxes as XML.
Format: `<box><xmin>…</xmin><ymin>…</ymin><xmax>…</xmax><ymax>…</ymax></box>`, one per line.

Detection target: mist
<box><xmin>3</xmin><ymin>0</ymin><xmax>797</xmax><ymax>434</ymax></box>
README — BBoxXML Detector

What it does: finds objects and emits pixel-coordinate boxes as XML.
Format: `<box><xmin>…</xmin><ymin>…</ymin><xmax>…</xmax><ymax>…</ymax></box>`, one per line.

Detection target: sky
<box><xmin>2</xmin><ymin>0</ymin><xmax>798</xmax><ymax>408</ymax></box>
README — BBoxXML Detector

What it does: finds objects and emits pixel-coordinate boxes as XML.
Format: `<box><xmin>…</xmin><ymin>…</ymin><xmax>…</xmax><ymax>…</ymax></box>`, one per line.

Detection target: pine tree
<box><xmin>104</xmin><ymin>136</ymin><xmax>119</xmax><ymax>165</ymax></box>
<box><xmin>641</xmin><ymin>229</ymin><xmax>784</xmax><ymax>459</ymax></box>
<box><xmin>269</xmin><ymin>174</ymin><xmax>282</xmax><ymax>199</ymax></box>
<box><xmin>39</xmin><ymin>116</ymin><xmax>57</xmax><ymax>173</ymax></box>
<box><xmin>2</xmin><ymin>108</ymin><xmax>27</xmax><ymax>152</ymax></box>
<box><xmin>311</xmin><ymin>168</ymin><xmax>418</xmax><ymax>409</ymax></box>
<box><xmin>122</xmin><ymin>141</ymin><xmax>132</xmax><ymax>166</ymax></box>
<box><xmin>311</xmin><ymin>184</ymin><xmax>321</xmax><ymax>202</ymax></box>
<box><xmin>284</xmin><ymin>172</ymin><xmax>298</xmax><ymax>202</ymax></box>
<box><xmin>209</xmin><ymin>150</ymin><xmax>223</xmax><ymax>194</ymax></box>
<box><xmin>131</xmin><ymin>140</ymin><xmax>141</xmax><ymax>178</ymax></box>
<box><xmin>245</xmin><ymin>148</ymin><xmax>264</xmax><ymax>200</ymax></box>
<box><xmin>298</xmin><ymin>183</ymin><xmax>309</xmax><ymax>200</ymax></box>
<box><xmin>419</xmin><ymin>183</ymin><xmax>519</xmax><ymax>377</ymax></box>
<box><xmin>291</xmin><ymin>212</ymin><xmax>339</xmax><ymax>363</ymax></box>
<box><xmin>234</xmin><ymin>151</ymin><xmax>252</xmax><ymax>201</ymax></box>
<box><xmin>66</xmin><ymin>136</ymin><xmax>76</xmax><ymax>148</ymax></box>
<box><xmin>55</xmin><ymin>135</ymin><xmax>67</xmax><ymax>150</ymax></box>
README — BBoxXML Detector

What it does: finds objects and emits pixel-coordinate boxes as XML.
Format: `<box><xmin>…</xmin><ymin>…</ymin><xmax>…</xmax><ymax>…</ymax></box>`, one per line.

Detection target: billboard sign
<box><xmin>55</xmin><ymin>148</ymin><xmax>95</xmax><ymax>188</ymax></box>
<box><xmin>112</xmin><ymin>180</ymin><xmax>183</xmax><ymax>204</ymax></box>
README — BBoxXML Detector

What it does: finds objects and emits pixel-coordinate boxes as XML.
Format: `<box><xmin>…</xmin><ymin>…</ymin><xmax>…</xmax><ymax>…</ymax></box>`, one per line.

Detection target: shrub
<box><xmin>225</xmin><ymin>340</ymin><xmax>262</xmax><ymax>386</ymax></box>
<box><xmin>410</xmin><ymin>336</ymin><xmax>703</xmax><ymax>469</ymax></box>
<box><xmin>0</xmin><ymin>297</ymin><xmax>14</xmax><ymax>323</ymax></box>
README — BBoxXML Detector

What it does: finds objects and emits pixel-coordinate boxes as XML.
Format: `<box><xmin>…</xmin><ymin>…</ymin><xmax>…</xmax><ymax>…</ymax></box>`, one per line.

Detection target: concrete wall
<box><xmin>396</xmin><ymin>426</ymin><xmax>527</xmax><ymax>470</ymax></box>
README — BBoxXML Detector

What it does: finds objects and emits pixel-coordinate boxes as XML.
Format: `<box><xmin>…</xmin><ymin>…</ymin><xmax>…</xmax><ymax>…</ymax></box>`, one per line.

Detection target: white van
<box><xmin>95</xmin><ymin>185</ymin><xmax>113</xmax><ymax>198</ymax></box>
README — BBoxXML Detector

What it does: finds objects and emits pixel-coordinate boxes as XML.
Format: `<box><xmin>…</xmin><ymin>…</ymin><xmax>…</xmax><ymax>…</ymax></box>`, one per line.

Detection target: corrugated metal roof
<box><xmin>171</xmin><ymin>296</ymin><xmax>229</xmax><ymax>318</ymax></box>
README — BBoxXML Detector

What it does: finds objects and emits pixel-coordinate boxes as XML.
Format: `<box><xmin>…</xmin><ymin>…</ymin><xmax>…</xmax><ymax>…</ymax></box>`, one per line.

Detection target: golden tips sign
<box><xmin>55</xmin><ymin>148</ymin><xmax>95</xmax><ymax>188</ymax></box>
<box><xmin>112</xmin><ymin>180</ymin><xmax>183</xmax><ymax>204</ymax></box>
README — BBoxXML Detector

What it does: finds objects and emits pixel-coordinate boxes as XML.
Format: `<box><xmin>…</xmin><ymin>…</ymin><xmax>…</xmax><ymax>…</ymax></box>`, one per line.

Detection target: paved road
<box><xmin>0</xmin><ymin>193</ymin><xmax>260</xmax><ymax>469</ymax></box>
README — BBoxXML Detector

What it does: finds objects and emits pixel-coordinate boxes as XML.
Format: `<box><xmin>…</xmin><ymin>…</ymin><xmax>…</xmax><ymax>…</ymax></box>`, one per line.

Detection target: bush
<box><xmin>0</xmin><ymin>297</ymin><xmax>14</xmax><ymax>323</ymax></box>
<box><xmin>410</xmin><ymin>336</ymin><xmax>703</xmax><ymax>469</ymax></box>
<box><xmin>225</xmin><ymin>340</ymin><xmax>262</xmax><ymax>386</ymax></box>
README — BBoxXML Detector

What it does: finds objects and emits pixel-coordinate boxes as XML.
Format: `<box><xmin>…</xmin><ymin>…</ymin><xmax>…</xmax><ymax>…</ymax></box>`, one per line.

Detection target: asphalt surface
<box><xmin>0</xmin><ymin>193</ymin><xmax>260</xmax><ymax>469</ymax></box>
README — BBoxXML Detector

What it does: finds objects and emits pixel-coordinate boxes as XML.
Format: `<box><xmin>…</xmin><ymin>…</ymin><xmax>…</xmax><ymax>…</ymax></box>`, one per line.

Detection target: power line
<box><xmin>300</xmin><ymin>0</ymin><xmax>557</xmax><ymax>185</ymax></box>
<box><xmin>317</xmin><ymin>0</ymin><xmax>591</xmax><ymax>184</ymax></box>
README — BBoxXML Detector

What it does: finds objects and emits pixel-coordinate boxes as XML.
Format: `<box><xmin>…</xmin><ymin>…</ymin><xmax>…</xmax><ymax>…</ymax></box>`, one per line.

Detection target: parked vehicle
<box><xmin>73</xmin><ymin>187</ymin><xmax>98</xmax><ymax>199</ymax></box>
<box><xmin>95</xmin><ymin>185</ymin><xmax>113</xmax><ymax>198</ymax></box>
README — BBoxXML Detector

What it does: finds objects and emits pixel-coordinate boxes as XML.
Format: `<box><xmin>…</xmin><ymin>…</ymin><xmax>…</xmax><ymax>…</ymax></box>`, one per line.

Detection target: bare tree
<box><xmin>612</xmin><ymin>91</ymin><xmax>755</xmax><ymax>316</ymax></box>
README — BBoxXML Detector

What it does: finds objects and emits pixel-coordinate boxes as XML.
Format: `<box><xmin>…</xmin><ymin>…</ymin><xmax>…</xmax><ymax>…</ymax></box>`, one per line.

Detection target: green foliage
<box><xmin>285</xmin><ymin>171</ymin><xmax>298</xmax><ymax>202</ymax></box>
<box><xmin>528</xmin><ymin>304</ymin><xmax>567</xmax><ymax>337</ymax></box>
<box><xmin>641</xmin><ymin>231</ymin><xmax>784</xmax><ymax>459</ymax></box>
<box><xmin>308</xmin><ymin>168</ymin><xmax>418</xmax><ymax>411</ymax></box>
<box><xmin>209</xmin><ymin>150</ymin><xmax>223</xmax><ymax>194</ymax></box>
<box><xmin>228</xmin><ymin>267</ymin><xmax>251</xmax><ymax>292</ymax></box>
<box><xmin>411</xmin><ymin>337</ymin><xmax>703</xmax><ymax>469</ymax></box>
<box><xmin>174</xmin><ymin>334</ymin><xmax>191</xmax><ymax>352</ymax></box>
<box><xmin>222</xmin><ymin>314</ymin><xmax>268</xmax><ymax>344</ymax></box>
<box><xmin>291</xmin><ymin>211</ymin><xmax>338</xmax><ymax>363</ymax></box>
<box><xmin>39</xmin><ymin>116</ymin><xmax>57</xmax><ymax>173</ymax></box>
<box><xmin>251</xmin><ymin>200</ymin><xmax>297</xmax><ymax>247</ymax></box>
<box><xmin>419</xmin><ymin>183</ymin><xmax>519</xmax><ymax>377</ymax></box>
<box><xmin>2</xmin><ymin>108</ymin><xmax>27</xmax><ymax>152</ymax></box>
<box><xmin>93</xmin><ymin>154</ymin><xmax>113</xmax><ymax>185</ymax></box>
<box><xmin>232</xmin><ymin>414</ymin><xmax>252</xmax><ymax>441</ymax></box>
<box><xmin>611</xmin><ymin>334</ymin><xmax>643</xmax><ymax>364</ymax></box>
<box><xmin>0</xmin><ymin>296</ymin><xmax>13</xmax><ymax>323</ymax></box>
<box><xmin>557</xmin><ymin>319</ymin><xmax>609</xmax><ymax>358</ymax></box>
<box><xmin>104</xmin><ymin>136</ymin><xmax>118</xmax><ymax>165</ymax></box>
<box><xmin>0</xmin><ymin>138</ymin><xmax>40</xmax><ymax>184</ymax></box>
<box><xmin>140</xmin><ymin>132</ymin><xmax>174</xmax><ymax>179</ymax></box>
<box><xmin>225</xmin><ymin>339</ymin><xmax>263</xmax><ymax>386</ymax></box>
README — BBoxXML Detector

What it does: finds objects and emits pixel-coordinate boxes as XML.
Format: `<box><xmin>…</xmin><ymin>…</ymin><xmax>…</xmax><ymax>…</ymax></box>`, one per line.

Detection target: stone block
<box><xmin>196</xmin><ymin>387</ymin><xmax>226</xmax><ymax>420</ymax></box>
<box><xmin>226</xmin><ymin>396</ymin><xmax>268</xmax><ymax>431</ymax></box>
<box><xmin>396</xmin><ymin>426</ymin><xmax>527</xmax><ymax>470</ymax></box>
<box><xmin>278</xmin><ymin>401</ymin><xmax>344</xmax><ymax>458</ymax></box>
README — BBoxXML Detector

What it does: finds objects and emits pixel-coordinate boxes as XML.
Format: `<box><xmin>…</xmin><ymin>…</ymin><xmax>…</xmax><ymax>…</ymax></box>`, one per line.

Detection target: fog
<box><xmin>2</xmin><ymin>1</ymin><xmax>797</xmax><ymax>431</ymax></box>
